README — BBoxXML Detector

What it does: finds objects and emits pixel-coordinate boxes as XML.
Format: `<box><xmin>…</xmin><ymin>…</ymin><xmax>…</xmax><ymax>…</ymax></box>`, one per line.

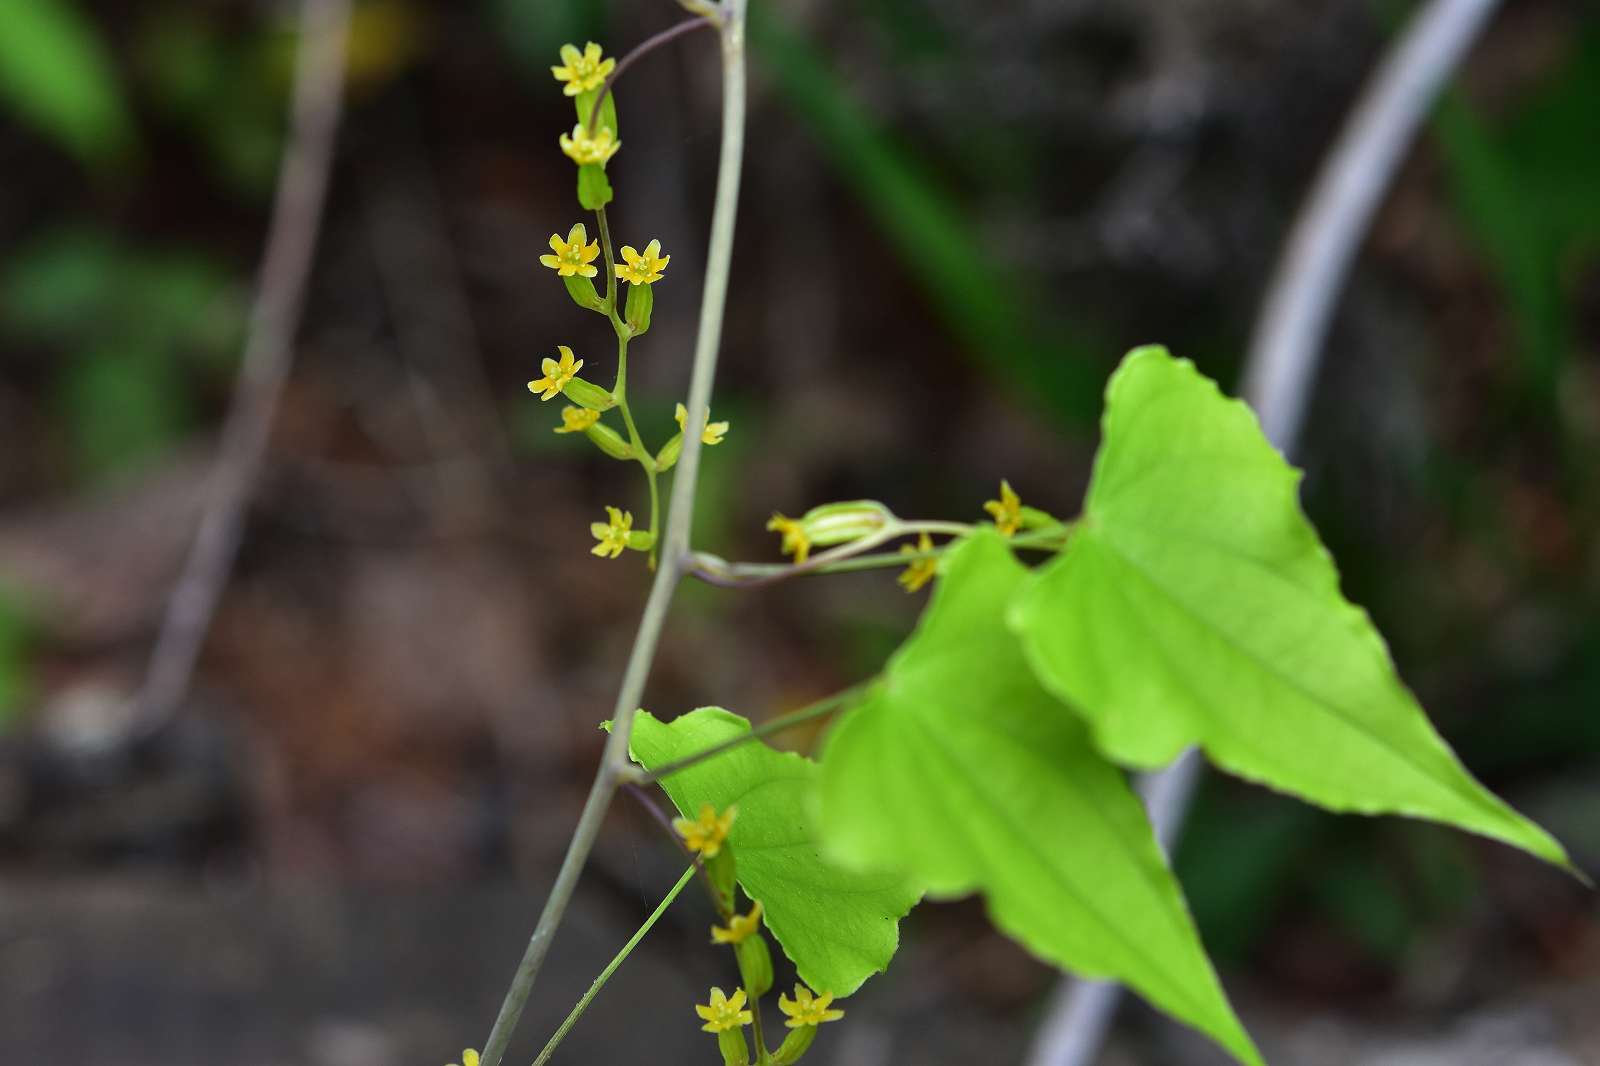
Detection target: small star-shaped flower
<box><xmin>590</xmin><ymin>505</ymin><xmax>633</xmax><ymax>559</ymax></box>
<box><xmin>778</xmin><ymin>984</ymin><xmax>844</xmax><ymax>1029</ymax></box>
<box><xmin>710</xmin><ymin>899</ymin><xmax>763</xmax><ymax>945</ymax></box>
<box><xmin>527</xmin><ymin>345</ymin><xmax>584</xmax><ymax>401</ymax></box>
<box><xmin>897</xmin><ymin>532</ymin><xmax>938</xmax><ymax>593</ymax></box>
<box><xmin>550</xmin><ymin>41</ymin><xmax>614</xmax><ymax>96</ymax></box>
<box><xmin>673</xmin><ymin>802</ymin><xmax>737</xmax><ymax>858</ymax></box>
<box><xmin>675</xmin><ymin>402</ymin><xmax>729</xmax><ymax>446</ymax></box>
<box><xmin>555</xmin><ymin>406</ymin><xmax>600</xmax><ymax>434</ymax></box>
<box><xmin>766</xmin><ymin>513</ymin><xmax>810</xmax><ymax>565</ymax></box>
<box><xmin>559</xmin><ymin>123</ymin><xmax>620</xmax><ymax>166</ymax></box>
<box><xmin>540</xmin><ymin>223</ymin><xmax>601</xmax><ymax>278</ymax></box>
<box><xmin>983</xmin><ymin>479</ymin><xmax>1023</xmax><ymax>537</ymax></box>
<box><xmin>616</xmin><ymin>239</ymin><xmax>670</xmax><ymax>285</ymax></box>
<box><xmin>695</xmin><ymin>987</ymin><xmax>753</xmax><ymax>1034</ymax></box>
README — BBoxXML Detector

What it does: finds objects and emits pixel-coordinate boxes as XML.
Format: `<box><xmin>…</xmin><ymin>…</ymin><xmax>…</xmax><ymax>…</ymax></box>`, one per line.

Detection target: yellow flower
<box><xmin>675</xmin><ymin>402</ymin><xmax>728</xmax><ymax>446</ymax></box>
<box><xmin>767</xmin><ymin>513</ymin><xmax>810</xmax><ymax>565</ymax></box>
<box><xmin>983</xmin><ymin>479</ymin><xmax>1023</xmax><ymax>537</ymax></box>
<box><xmin>559</xmin><ymin>123</ymin><xmax>621</xmax><ymax>166</ymax></box>
<box><xmin>446</xmin><ymin>1051</ymin><xmax>480</xmax><ymax>1066</ymax></box>
<box><xmin>540</xmin><ymin>223</ymin><xmax>601</xmax><ymax>278</ymax></box>
<box><xmin>550</xmin><ymin>41</ymin><xmax>615</xmax><ymax>96</ymax></box>
<box><xmin>673</xmin><ymin>802</ymin><xmax>736</xmax><ymax>858</ymax></box>
<box><xmin>528</xmin><ymin>345</ymin><xmax>584</xmax><ymax>401</ymax></box>
<box><xmin>695</xmin><ymin>986</ymin><xmax>753</xmax><ymax>1034</ymax></box>
<box><xmin>710</xmin><ymin>900</ymin><xmax>763</xmax><ymax>945</ymax></box>
<box><xmin>590</xmin><ymin>505</ymin><xmax>633</xmax><ymax>559</ymax></box>
<box><xmin>616</xmin><ymin>239</ymin><xmax>671</xmax><ymax>285</ymax></box>
<box><xmin>555</xmin><ymin>406</ymin><xmax>599</xmax><ymax>434</ymax></box>
<box><xmin>778</xmin><ymin>984</ymin><xmax>844</xmax><ymax>1029</ymax></box>
<box><xmin>898</xmin><ymin>532</ymin><xmax>938</xmax><ymax>593</ymax></box>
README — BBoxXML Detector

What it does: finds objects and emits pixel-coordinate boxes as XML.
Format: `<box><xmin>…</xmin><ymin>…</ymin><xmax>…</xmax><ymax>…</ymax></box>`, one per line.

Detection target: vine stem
<box><xmin>688</xmin><ymin>524</ymin><xmax>1069</xmax><ymax>588</ymax></box>
<box><xmin>531</xmin><ymin>864</ymin><xmax>698</xmax><ymax>1066</ymax></box>
<box><xmin>476</xmin><ymin>6</ymin><xmax>747</xmax><ymax>1065</ymax></box>
<box><xmin>638</xmin><ymin>681</ymin><xmax>873</xmax><ymax>784</ymax></box>
<box><xmin>587</xmin><ymin>16</ymin><xmax>718</xmax><ymax>134</ymax></box>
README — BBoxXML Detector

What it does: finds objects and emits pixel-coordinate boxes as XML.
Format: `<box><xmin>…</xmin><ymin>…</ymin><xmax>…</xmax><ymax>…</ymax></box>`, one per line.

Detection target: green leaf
<box><xmin>817</xmin><ymin>530</ymin><xmax>1261</xmax><ymax>1066</ymax></box>
<box><xmin>1012</xmin><ymin>346</ymin><xmax>1574</xmax><ymax>873</ymax></box>
<box><xmin>0</xmin><ymin>0</ymin><xmax>133</xmax><ymax>165</ymax></box>
<box><xmin>577</xmin><ymin>163</ymin><xmax>613</xmax><ymax>210</ymax></box>
<box><xmin>629</xmin><ymin>708</ymin><xmax>921</xmax><ymax>997</ymax></box>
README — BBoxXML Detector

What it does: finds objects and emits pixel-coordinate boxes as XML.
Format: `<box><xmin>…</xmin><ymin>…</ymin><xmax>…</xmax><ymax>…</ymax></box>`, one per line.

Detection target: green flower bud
<box><xmin>575</xmin><ymin>88</ymin><xmax>619</xmax><ymax>143</ymax></box>
<box><xmin>1019</xmin><ymin>505</ymin><xmax>1060</xmax><ymax>532</ymax></box>
<box><xmin>562</xmin><ymin>273</ymin><xmax>603</xmax><ymax>313</ymax></box>
<box><xmin>625</xmin><ymin>280</ymin><xmax>654</xmax><ymax>335</ymax></box>
<box><xmin>773</xmin><ymin>1025</ymin><xmax>817</xmax><ymax>1066</ymax></box>
<box><xmin>716</xmin><ymin>1027</ymin><xmax>749</xmax><ymax>1066</ymax></box>
<box><xmin>801</xmin><ymin>500</ymin><xmax>893</xmax><ymax>548</ymax></box>
<box><xmin>584</xmin><ymin>421</ymin><xmax>633</xmax><ymax>461</ymax></box>
<box><xmin>656</xmin><ymin>430</ymin><xmax>684</xmax><ymax>473</ymax></box>
<box><xmin>562</xmin><ymin>376</ymin><xmax>615</xmax><ymax>412</ymax></box>
<box><xmin>577</xmin><ymin>163</ymin><xmax>613</xmax><ymax>210</ymax></box>
<box><xmin>705</xmin><ymin>849</ymin><xmax>738</xmax><ymax>916</ymax></box>
<box><xmin>735</xmin><ymin>935</ymin><xmax>772</xmax><ymax>1000</ymax></box>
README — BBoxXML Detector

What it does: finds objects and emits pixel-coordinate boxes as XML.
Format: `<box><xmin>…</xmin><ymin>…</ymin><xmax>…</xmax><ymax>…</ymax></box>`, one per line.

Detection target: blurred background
<box><xmin>0</xmin><ymin>0</ymin><xmax>1596</xmax><ymax>1063</ymax></box>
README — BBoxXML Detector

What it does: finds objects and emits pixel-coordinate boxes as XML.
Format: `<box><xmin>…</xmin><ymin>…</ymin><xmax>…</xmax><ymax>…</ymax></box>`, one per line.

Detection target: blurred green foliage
<box><xmin>487</xmin><ymin>0</ymin><xmax>611</xmax><ymax>81</ymax></box>
<box><xmin>0</xmin><ymin>0</ymin><xmax>133</xmax><ymax>166</ymax></box>
<box><xmin>1435</xmin><ymin>29</ymin><xmax>1600</xmax><ymax>426</ymax></box>
<box><xmin>1</xmin><ymin>227</ymin><xmax>241</xmax><ymax>481</ymax></box>
<box><xmin>135</xmin><ymin>9</ymin><xmax>287</xmax><ymax>196</ymax></box>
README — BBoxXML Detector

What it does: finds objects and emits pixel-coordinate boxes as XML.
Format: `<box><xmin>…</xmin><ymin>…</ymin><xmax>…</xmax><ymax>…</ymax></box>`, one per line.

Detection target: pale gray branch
<box><xmin>132</xmin><ymin>0</ymin><xmax>352</xmax><ymax>734</ymax></box>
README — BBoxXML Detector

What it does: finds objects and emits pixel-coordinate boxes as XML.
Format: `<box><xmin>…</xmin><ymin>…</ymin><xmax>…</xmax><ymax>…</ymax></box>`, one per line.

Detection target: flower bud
<box><xmin>705</xmin><ymin>848</ymin><xmax>737</xmax><ymax>916</ymax></box>
<box><xmin>800</xmin><ymin>500</ymin><xmax>893</xmax><ymax>548</ymax></box>
<box><xmin>735</xmin><ymin>936</ymin><xmax>772</xmax><ymax>1000</ymax></box>
<box><xmin>716</xmin><ymin>1028</ymin><xmax>749</xmax><ymax>1066</ymax></box>
<box><xmin>562</xmin><ymin>273</ymin><xmax>603</xmax><ymax>313</ymax></box>
<box><xmin>562</xmin><ymin>376</ymin><xmax>614</xmax><ymax>412</ymax></box>
<box><xmin>655</xmin><ymin>430</ymin><xmax>684</xmax><ymax>473</ymax></box>
<box><xmin>575</xmin><ymin>88</ymin><xmax>619</xmax><ymax>142</ymax></box>
<box><xmin>584</xmin><ymin>421</ymin><xmax>633</xmax><ymax>460</ymax></box>
<box><xmin>773</xmin><ymin>1025</ymin><xmax>817</xmax><ymax>1066</ymax></box>
<box><xmin>625</xmin><ymin>281</ymin><xmax>654</xmax><ymax>335</ymax></box>
<box><xmin>577</xmin><ymin>163</ymin><xmax>613</xmax><ymax>209</ymax></box>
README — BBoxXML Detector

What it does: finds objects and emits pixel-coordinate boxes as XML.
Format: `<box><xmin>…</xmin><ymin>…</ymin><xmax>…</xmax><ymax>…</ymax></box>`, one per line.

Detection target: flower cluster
<box><xmin>527</xmin><ymin>39</ymin><xmax>734</xmax><ymax>567</ymax></box>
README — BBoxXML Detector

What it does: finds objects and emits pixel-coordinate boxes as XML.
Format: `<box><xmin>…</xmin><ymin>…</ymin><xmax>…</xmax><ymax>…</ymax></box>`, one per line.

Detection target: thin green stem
<box><xmin>531</xmin><ymin>864</ymin><xmax>697</xmax><ymax>1066</ymax></box>
<box><xmin>477</xmin><ymin>7</ymin><xmax>747</xmax><ymax>1063</ymax></box>
<box><xmin>749</xmin><ymin>985</ymin><xmax>769</xmax><ymax>1065</ymax></box>
<box><xmin>637</xmin><ymin>682</ymin><xmax>870</xmax><ymax>784</ymax></box>
<box><xmin>610</xmin><ymin>334</ymin><xmax>661</xmax><ymax>562</ymax></box>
